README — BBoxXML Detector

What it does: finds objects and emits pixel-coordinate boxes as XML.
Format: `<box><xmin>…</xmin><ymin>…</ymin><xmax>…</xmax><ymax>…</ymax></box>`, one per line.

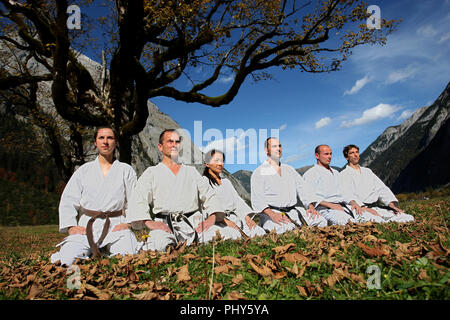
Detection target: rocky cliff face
<box><xmin>231</xmin><ymin>170</ymin><xmax>252</xmax><ymax>195</ymax></box>
<box><xmin>359</xmin><ymin>82</ymin><xmax>450</xmax><ymax>193</ymax></box>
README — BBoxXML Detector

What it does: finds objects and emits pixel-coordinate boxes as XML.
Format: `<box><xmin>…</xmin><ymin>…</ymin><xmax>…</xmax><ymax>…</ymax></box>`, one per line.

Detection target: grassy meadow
<box><xmin>0</xmin><ymin>189</ymin><xmax>448</xmax><ymax>300</ymax></box>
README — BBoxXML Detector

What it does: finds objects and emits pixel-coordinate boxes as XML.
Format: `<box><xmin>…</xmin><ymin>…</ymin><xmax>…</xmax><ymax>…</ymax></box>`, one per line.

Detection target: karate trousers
<box><xmin>318</xmin><ymin>207</ymin><xmax>357</xmax><ymax>226</ymax></box>
<box><xmin>50</xmin><ymin>229</ymin><xmax>139</xmax><ymax>266</ymax></box>
<box><xmin>139</xmin><ymin>212</ymin><xmax>242</xmax><ymax>252</ymax></box>
<box><xmin>259</xmin><ymin>207</ymin><xmax>327</xmax><ymax>234</ymax></box>
<box><xmin>369</xmin><ymin>206</ymin><xmax>415</xmax><ymax>223</ymax></box>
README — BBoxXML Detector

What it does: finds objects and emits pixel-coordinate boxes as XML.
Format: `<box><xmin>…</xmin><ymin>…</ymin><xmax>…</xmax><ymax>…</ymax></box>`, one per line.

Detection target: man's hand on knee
<box><xmin>144</xmin><ymin>220</ymin><xmax>173</xmax><ymax>234</ymax></box>
<box><xmin>68</xmin><ymin>226</ymin><xmax>86</xmax><ymax>235</ymax></box>
<box><xmin>195</xmin><ymin>215</ymin><xmax>216</xmax><ymax>233</ymax></box>
<box><xmin>112</xmin><ymin>223</ymin><xmax>131</xmax><ymax>232</ymax></box>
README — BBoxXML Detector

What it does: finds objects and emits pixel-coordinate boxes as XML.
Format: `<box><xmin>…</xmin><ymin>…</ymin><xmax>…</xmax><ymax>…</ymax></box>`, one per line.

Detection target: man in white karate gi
<box><xmin>251</xmin><ymin>137</ymin><xmax>327</xmax><ymax>234</ymax></box>
<box><xmin>50</xmin><ymin>126</ymin><xmax>139</xmax><ymax>266</ymax></box>
<box><xmin>127</xmin><ymin>129</ymin><xmax>240</xmax><ymax>251</ymax></box>
<box><xmin>303</xmin><ymin>145</ymin><xmax>356</xmax><ymax>226</ymax></box>
<box><xmin>339</xmin><ymin>144</ymin><xmax>414</xmax><ymax>223</ymax></box>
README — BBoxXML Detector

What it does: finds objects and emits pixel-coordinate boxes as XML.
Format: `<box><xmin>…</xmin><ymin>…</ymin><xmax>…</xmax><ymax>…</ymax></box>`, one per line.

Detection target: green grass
<box><xmin>0</xmin><ymin>197</ymin><xmax>448</xmax><ymax>300</ymax></box>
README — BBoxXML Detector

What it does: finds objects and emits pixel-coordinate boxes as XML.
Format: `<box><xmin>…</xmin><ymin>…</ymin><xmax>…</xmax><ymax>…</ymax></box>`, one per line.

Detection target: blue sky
<box><xmin>84</xmin><ymin>0</ymin><xmax>450</xmax><ymax>174</ymax></box>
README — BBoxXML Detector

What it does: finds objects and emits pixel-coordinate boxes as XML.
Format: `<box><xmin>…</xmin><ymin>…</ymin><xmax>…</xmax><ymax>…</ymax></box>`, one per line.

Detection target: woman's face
<box><xmin>94</xmin><ymin>128</ymin><xmax>116</xmax><ymax>158</ymax></box>
<box><xmin>206</xmin><ymin>152</ymin><xmax>224</xmax><ymax>175</ymax></box>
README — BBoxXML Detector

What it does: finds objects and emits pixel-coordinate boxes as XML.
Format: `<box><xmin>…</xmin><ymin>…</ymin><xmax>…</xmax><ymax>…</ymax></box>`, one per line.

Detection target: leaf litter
<box><xmin>0</xmin><ymin>199</ymin><xmax>448</xmax><ymax>299</ymax></box>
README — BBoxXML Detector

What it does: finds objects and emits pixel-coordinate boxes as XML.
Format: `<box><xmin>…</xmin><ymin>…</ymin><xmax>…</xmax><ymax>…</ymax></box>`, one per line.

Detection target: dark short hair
<box><xmin>264</xmin><ymin>137</ymin><xmax>278</xmax><ymax>149</ymax></box>
<box><xmin>314</xmin><ymin>144</ymin><xmax>329</xmax><ymax>155</ymax></box>
<box><xmin>343</xmin><ymin>144</ymin><xmax>359</xmax><ymax>158</ymax></box>
<box><xmin>159</xmin><ymin>129</ymin><xmax>180</xmax><ymax>144</ymax></box>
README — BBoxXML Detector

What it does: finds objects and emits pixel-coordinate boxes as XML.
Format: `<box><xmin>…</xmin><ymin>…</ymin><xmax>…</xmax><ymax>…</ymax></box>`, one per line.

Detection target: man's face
<box><xmin>266</xmin><ymin>138</ymin><xmax>282</xmax><ymax>161</ymax></box>
<box><xmin>315</xmin><ymin>145</ymin><xmax>332</xmax><ymax>167</ymax></box>
<box><xmin>346</xmin><ymin>147</ymin><xmax>360</xmax><ymax>165</ymax></box>
<box><xmin>158</xmin><ymin>131</ymin><xmax>181</xmax><ymax>159</ymax></box>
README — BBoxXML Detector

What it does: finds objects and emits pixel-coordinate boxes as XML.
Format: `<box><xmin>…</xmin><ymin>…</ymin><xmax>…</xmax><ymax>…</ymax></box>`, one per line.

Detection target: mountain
<box><xmin>231</xmin><ymin>170</ymin><xmax>252</xmax><ymax>195</ymax></box>
<box><xmin>359</xmin><ymin>81</ymin><xmax>450</xmax><ymax>193</ymax></box>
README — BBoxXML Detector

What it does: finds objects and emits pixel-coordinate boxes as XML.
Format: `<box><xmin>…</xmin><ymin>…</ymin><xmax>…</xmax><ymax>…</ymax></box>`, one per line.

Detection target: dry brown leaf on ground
<box><xmin>418</xmin><ymin>269</ymin><xmax>431</xmax><ymax>281</ymax></box>
<box><xmin>272</xmin><ymin>270</ymin><xmax>286</xmax><ymax>279</ymax></box>
<box><xmin>231</xmin><ymin>274</ymin><xmax>244</xmax><ymax>286</ymax></box>
<box><xmin>247</xmin><ymin>258</ymin><xmax>273</xmax><ymax>277</ymax></box>
<box><xmin>268</xmin><ymin>230</ymin><xmax>279</xmax><ymax>243</ymax></box>
<box><xmin>84</xmin><ymin>283</ymin><xmax>110</xmax><ymax>300</ymax></box>
<box><xmin>214</xmin><ymin>264</ymin><xmax>232</xmax><ymax>275</ymax></box>
<box><xmin>362</xmin><ymin>234</ymin><xmax>379</xmax><ymax>243</ymax></box>
<box><xmin>282</xmin><ymin>252</ymin><xmax>310</xmax><ymax>265</ymax></box>
<box><xmin>210</xmin><ymin>282</ymin><xmax>223</xmax><ymax>299</ymax></box>
<box><xmin>27</xmin><ymin>282</ymin><xmax>43</xmax><ymax>299</ymax></box>
<box><xmin>304</xmin><ymin>280</ymin><xmax>323</xmax><ymax>296</ymax></box>
<box><xmin>220</xmin><ymin>255</ymin><xmax>242</xmax><ymax>266</ymax></box>
<box><xmin>157</xmin><ymin>251</ymin><xmax>178</xmax><ymax>264</ymax></box>
<box><xmin>324</xmin><ymin>274</ymin><xmax>339</xmax><ymax>288</ymax></box>
<box><xmin>10</xmin><ymin>274</ymin><xmax>35</xmax><ymax>288</ymax></box>
<box><xmin>182</xmin><ymin>253</ymin><xmax>197</xmax><ymax>262</ymax></box>
<box><xmin>134</xmin><ymin>290</ymin><xmax>159</xmax><ymax>300</ymax></box>
<box><xmin>176</xmin><ymin>264</ymin><xmax>191</xmax><ymax>282</ymax></box>
<box><xmin>272</xmin><ymin>243</ymin><xmax>295</xmax><ymax>255</ymax></box>
<box><xmin>357</xmin><ymin>242</ymin><xmax>390</xmax><ymax>257</ymax></box>
<box><xmin>227</xmin><ymin>291</ymin><xmax>247</xmax><ymax>300</ymax></box>
<box><xmin>296</xmin><ymin>285</ymin><xmax>308</xmax><ymax>297</ymax></box>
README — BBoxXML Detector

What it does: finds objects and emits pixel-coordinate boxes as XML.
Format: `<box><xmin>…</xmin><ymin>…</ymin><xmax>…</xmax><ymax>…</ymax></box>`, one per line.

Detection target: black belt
<box><xmin>339</xmin><ymin>202</ymin><xmax>355</xmax><ymax>219</ymax></box>
<box><xmin>267</xmin><ymin>205</ymin><xmax>307</xmax><ymax>227</ymax></box>
<box><xmin>154</xmin><ymin>211</ymin><xmax>199</xmax><ymax>244</ymax></box>
<box><xmin>364</xmin><ymin>201</ymin><xmax>396</xmax><ymax>212</ymax></box>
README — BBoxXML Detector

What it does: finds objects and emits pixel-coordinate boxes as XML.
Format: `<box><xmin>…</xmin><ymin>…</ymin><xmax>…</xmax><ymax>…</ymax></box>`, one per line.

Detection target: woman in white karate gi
<box><xmin>50</xmin><ymin>126</ymin><xmax>139</xmax><ymax>266</ymax></box>
<box><xmin>202</xmin><ymin>149</ymin><xmax>266</xmax><ymax>239</ymax></box>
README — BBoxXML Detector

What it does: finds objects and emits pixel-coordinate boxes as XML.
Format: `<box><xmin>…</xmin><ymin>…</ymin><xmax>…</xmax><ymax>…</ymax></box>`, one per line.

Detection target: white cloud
<box><xmin>279</xmin><ymin>124</ymin><xmax>287</xmax><ymax>131</ymax></box>
<box><xmin>385</xmin><ymin>65</ymin><xmax>419</xmax><ymax>84</ymax></box>
<box><xmin>341</xmin><ymin>103</ymin><xmax>401</xmax><ymax>128</ymax></box>
<box><xmin>218</xmin><ymin>74</ymin><xmax>234</xmax><ymax>83</ymax></box>
<box><xmin>314</xmin><ymin>117</ymin><xmax>332</xmax><ymax>129</ymax></box>
<box><xmin>416</xmin><ymin>24</ymin><xmax>438</xmax><ymax>38</ymax></box>
<box><xmin>344</xmin><ymin>75</ymin><xmax>372</xmax><ymax>95</ymax></box>
<box><xmin>438</xmin><ymin>32</ymin><xmax>450</xmax><ymax>43</ymax></box>
<box><xmin>284</xmin><ymin>153</ymin><xmax>308</xmax><ymax>164</ymax></box>
<box><xmin>397</xmin><ymin>109</ymin><xmax>413</xmax><ymax>121</ymax></box>
<box><xmin>202</xmin><ymin>136</ymin><xmax>235</xmax><ymax>153</ymax></box>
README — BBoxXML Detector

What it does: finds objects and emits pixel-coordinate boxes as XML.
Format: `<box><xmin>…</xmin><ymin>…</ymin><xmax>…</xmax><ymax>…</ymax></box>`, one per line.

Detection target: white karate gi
<box><xmin>50</xmin><ymin>157</ymin><xmax>139</xmax><ymax>266</ymax></box>
<box><xmin>303</xmin><ymin>164</ymin><xmax>356</xmax><ymax>226</ymax></box>
<box><xmin>127</xmin><ymin>163</ymin><xmax>241</xmax><ymax>251</ymax></box>
<box><xmin>339</xmin><ymin>165</ymin><xmax>414</xmax><ymax>223</ymax></box>
<box><xmin>204</xmin><ymin>176</ymin><xmax>266</xmax><ymax>238</ymax></box>
<box><xmin>251</xmin><ymin>161</ymin><xmax>327</xmax><ymax>234</ymax></box>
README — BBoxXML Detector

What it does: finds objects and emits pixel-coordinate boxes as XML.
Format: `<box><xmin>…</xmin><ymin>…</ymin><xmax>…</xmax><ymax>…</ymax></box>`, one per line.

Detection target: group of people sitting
<box><xmin>50</xmin><ymin>127</ymin><xmax>414</xmax><ymax>266</ymax></box>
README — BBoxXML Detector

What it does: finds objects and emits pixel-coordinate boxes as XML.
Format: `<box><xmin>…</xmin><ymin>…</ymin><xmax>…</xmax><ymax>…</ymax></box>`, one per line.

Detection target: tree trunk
<box><xmin>118</xmin><ymin>134</ymin><xmax>133</xmax><ymax>165</ymax></box>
